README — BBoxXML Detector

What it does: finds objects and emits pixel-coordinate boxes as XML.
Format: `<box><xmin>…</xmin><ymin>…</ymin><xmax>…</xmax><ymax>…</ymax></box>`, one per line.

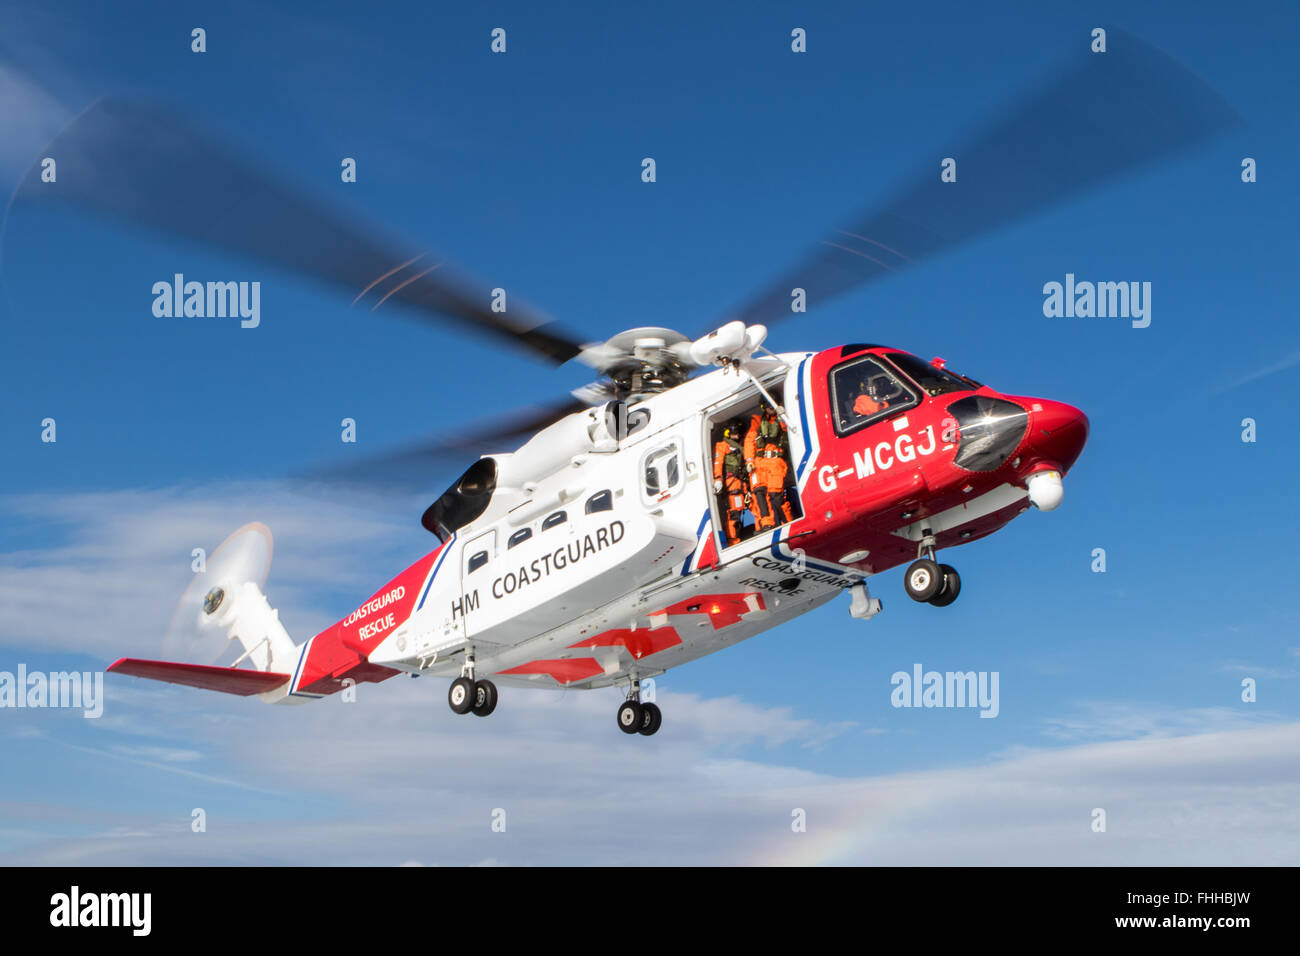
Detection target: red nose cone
<box><xmin>1027</xmin><ymin>399</ymin><xmax>1089</xmax><ymax>473</ymax></box>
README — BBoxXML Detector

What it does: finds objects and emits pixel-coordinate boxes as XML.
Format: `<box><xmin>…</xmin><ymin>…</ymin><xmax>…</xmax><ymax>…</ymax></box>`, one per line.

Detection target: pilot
<box><xmin>712</xmin><ymin>419</ymin><xmax>751</xmax><ymax>545</ymax></box>
<box><xmin>745</xmin><ymin>403</ymin><xmax>794</xmax><ymax>531</ymax></box>
<box><xmin>853</xmin><ymin>376</ymin><xmax>889</xmax><ymax>417</ymax></box>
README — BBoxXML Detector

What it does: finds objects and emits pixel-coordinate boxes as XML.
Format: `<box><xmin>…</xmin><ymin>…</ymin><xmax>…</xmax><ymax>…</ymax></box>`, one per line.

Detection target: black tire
<box><xmin>448</xmin><ymin>676</ymin><xmax>476</xmax><ymax>715</ymax></box>
<box><xmin>638</xmin><ymin>702</ymin><xmax>662</xmax><ymax>736</ymax></box>
<box><xmin>904</xmin><ymin>559</ymin><xmax>943</xmax><ymax>602</ymax></box>
<box><xmin>929</xmin><ymin>565</ymin><xmax>961</xmax><ymax>607</ymax></box>
<box><xmin>472</xmin><ymin>679</ymin><xmax>498</xmax><ymax>717</ymax></box>
<box><xmin>617</xmin><ymin>700</ymin><xmax>644</xmax><ymax>735</ymax></box>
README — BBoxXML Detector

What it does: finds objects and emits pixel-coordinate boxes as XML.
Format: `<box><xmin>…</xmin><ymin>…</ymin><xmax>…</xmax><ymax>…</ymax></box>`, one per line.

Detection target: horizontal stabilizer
<box><xmin>108</xmin><ymin>658</ymin><xmax>291</xmax><ymax>696</ymax></box>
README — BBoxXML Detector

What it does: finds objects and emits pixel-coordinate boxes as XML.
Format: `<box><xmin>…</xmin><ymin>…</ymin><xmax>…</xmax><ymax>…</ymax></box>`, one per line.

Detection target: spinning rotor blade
<box><xmin>5</xmin><ymin>98</ymin><xmax>585</xmax><ymax>364</ymax></box>
<box><xmin>719</xmin><ymin>28</ymin><xmax>1241</xmax><ymax>330</ymax></box>
<box><xmin>298</xmin><ymin>395</ymin><xmax>591</xmax><ymax>496</ymax></box>
<box><xmin>164</xmin><ymin>522</ymin><xmax>273</xmax><ymax>667</ymax></box>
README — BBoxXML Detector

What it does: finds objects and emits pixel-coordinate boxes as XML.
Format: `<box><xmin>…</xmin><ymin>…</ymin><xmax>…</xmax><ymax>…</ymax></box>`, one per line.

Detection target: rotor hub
<box><xmin>202</xmin><ymin>586</ymin><xmax>226</xmax><ymax>615</ymax></box>
<box><xmin>577</xmin><ymin>327</ymin><xmax>696</xmax><ymax>400</ymax></box>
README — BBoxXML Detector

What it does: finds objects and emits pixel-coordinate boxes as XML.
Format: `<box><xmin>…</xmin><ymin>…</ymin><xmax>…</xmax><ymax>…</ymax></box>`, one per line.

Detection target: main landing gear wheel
<box><xmin>904</xmin><ymin>558</ymin><xmax>943</xmax><ymax>602</ymax></box>
<box><xmin>638</xmin><ymin>702</ymin><xmax>662</xmax><ymax>736</ymax></box>
<box><xmin>471</xmin><ymin>679</ymin><xmax>498</xmax><ymax>717</ymax></box>
<box><xmin>929</xmin><ymin>565</ymin><xmax>961</xmax><ymax>607</ymax></box>
<box><xmin>448</xmin><ymin>676</ymin><xmax>476</xmax><ymax>715</ymax></box>
<box><xmin>617</xmin><ymin>700</ymin><xmax>644</xmax><ymax>734</ymax></box>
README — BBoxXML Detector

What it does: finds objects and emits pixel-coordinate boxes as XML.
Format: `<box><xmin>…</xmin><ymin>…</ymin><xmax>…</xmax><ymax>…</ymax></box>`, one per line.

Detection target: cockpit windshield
<box><xmin>884</xmin><ymin>352</ymin><xmax>979</xmax><ymax>397</ymax></box>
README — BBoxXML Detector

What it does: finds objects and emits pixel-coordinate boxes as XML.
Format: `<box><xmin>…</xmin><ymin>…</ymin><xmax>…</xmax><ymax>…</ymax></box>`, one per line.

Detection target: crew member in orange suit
<box><xmin>744</xmin><ymin>403</ymin><xmax>794</xmax><ymax>531</ymax></box>
<box><xmin>853</xmin><ymin>377</ymin><xmax>889</xmax><ymax>417</ymax></box>
<box><xmin>712</xmin><ymin>420</ymin><xmax>750</xmax><ymax>545</ymax></box>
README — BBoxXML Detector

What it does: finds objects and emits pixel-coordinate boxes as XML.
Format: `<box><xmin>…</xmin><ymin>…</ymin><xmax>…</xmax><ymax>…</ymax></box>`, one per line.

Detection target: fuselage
<box><xmin>278</xmin><ymin>344</ymin><xmax>1088</xmax><ymax>700</ymax></box>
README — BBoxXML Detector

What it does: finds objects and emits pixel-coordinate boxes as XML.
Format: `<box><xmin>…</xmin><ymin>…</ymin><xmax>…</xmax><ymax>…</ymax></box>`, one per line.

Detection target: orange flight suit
<box><xmin>853</xmin><ymin>393</ymin><xmax>886</xmax><ymax>416</ymax></box>
<box><xmin>745</xmin><ymin>411</ymin><xmax>794</xmax><ymax>531</ymax></box>
<box><xmin>712</xmin><ymin>432</ymin><xmax>748</xmax><ymax>545</ymax></box>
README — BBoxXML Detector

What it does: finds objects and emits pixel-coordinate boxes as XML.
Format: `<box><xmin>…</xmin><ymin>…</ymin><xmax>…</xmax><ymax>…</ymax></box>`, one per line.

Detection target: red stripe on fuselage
<box><xmin>657</xmin><ymin>593</ymin><xmax>765</xmax><ymax>630</ymax></box>
<box><xmin>568</xmin><ymin>626</ymin><xmax>682</xmax><ymax>660</ymax></box>
<box><xmin>295</xmin><ymin>542</ymin><xmax>446</xmax><ymax>695</ymax></box>
<box><xmin>498</xmin><ymin>658</ymin><xmax>605</xmax><ymax>685</ymax></box>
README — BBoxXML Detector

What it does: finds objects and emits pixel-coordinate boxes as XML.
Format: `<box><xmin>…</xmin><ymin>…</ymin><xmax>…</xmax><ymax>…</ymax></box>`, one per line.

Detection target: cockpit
<box><xmin>830</xmin><ymin>355</ymin><xmax>918</xmax><ymax>435</ymax></box>
<box><xmin>829</xmin><ymin>349</ymin><xmax>981</xmax><ymax>436</ymax></box>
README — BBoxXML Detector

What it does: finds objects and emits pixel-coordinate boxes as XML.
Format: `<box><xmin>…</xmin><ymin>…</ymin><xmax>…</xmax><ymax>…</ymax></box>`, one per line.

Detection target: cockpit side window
<box><xmin>829</xmin><ymin>355</ymin><xmax>919</xmax><ymax>436</ymax></box>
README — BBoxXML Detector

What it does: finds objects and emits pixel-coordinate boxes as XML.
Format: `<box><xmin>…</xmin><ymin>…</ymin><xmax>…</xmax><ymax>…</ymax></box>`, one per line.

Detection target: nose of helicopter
<box><xmin>1025</xmin><ymin>399</ymin><xmax>1089</xmax><ymax>473</ymax></box>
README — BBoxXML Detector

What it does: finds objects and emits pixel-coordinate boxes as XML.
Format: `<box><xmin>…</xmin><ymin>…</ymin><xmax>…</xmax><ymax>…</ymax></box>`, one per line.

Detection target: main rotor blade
<box><xmin>4</xmin><ymin>98</ymin><xmax>585</xmax><ymax>364</ymax></box>
<box><xmin>719</xmin><ymin>27</ymin><xmax>1241</xmax><ymax>330</ymax></box>
<box><xmin>297</xmin><ymin>395</ymin><xmax>590</xmax><ymax>496</ymax></box>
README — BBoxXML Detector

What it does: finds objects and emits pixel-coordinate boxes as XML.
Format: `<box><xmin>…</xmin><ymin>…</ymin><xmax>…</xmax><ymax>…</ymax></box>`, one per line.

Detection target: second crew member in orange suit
<box><xmin>744</xmin><ymin>404</ymin><xmax>794</xmax><ymax>531</ymax></box>
<box><xmin>712</xmin><ymin>420</ymin><xmax>750</xmax><ymax>545</ymax></box>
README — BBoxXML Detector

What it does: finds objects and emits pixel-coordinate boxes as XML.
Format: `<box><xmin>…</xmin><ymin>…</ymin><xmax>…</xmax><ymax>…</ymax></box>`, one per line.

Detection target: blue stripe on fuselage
<box><xmin>416</xmin><ymin>532</ymin><xmax>457</xmax><ymax>611</ymax></box>
<box><xmin>795</xmin><ymin>356</ymin><xmax>812</xmax><ymax>482</ymax></box>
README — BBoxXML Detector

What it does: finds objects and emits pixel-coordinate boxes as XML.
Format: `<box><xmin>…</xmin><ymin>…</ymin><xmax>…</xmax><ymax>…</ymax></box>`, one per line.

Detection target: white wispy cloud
<box><xmin>2</xmin><ymin>484</ymin><xmax>1297</xmax><ymax>866</ymax></box>
<box><xmin>1039</xmin><ymin>701</ymin><xmax>1280</xmax><ymax>742</ymax></box>
<box><xmin>1212</xmin><ymin>345</ymin><xmax>1300</xmax><ymax>394</ymax></box>
<box><xmin>7</xmin><ymin>670</ymin><xmax>1299</xmax><ymax>865</ymax></box>
<box><xmin>0</xmin><ymin>483</ymin><xmax>422</xmax><ymax>658</ymax></box>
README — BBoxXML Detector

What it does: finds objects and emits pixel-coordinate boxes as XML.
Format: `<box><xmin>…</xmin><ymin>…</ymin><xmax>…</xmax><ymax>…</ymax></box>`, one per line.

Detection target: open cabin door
<box><xmin>703</xmin><ymin>380</ymin><xmax>803</xmax><ymax>555</ymax></box>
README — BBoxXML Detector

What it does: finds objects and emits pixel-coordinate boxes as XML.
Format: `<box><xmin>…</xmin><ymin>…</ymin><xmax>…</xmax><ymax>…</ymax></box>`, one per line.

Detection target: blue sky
<box><xmin>1</xmin><ymin>0</ymin><xmax>1298</xmax><ymax>864</ymax></box>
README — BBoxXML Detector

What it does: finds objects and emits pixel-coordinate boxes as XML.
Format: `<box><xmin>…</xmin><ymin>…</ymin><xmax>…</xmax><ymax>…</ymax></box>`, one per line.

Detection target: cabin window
<box><xmin>829</xmin><ymin>355</ymin><xmax>919</xmax><ymax>436</ymax></box>
<box><xmin>542</xmin><ymin>510</ymin><xmax>567</xmax><ymax>530</ymax></box>
<box><xmin>508</xmin><ymin>528</ymin><xmax>532</xmax><ymax>549</ymax></box>
<box><xmin>463</xmin><ymin>530</ymin><xmax>496</xmax><ymax>575</ymax></box>
<box><xmin>642</xmin><ymin>442</ymin><xmax>684</xmax><ymax>502</ymax></box>
<box><xmin>585</xmin><ymin>489</ymin><xmax>614</xmax><ymax>514</ymax></box>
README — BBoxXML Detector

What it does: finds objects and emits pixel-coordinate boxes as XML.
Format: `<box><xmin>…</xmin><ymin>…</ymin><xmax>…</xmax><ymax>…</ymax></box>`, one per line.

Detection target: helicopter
<box><xmin>8</xmin><ymin>29</ymin><xmax>1237</xmax><ymax>735</ymax></box>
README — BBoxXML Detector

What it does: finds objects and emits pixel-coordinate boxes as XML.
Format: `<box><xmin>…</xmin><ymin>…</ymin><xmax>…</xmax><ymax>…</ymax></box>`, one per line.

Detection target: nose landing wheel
<box><xmin>904</xmin><ymin>558</ymin><xmax>944</xmax><ymax>602</ymax></box>
<box><xmin>928</xmin><ymin>565</ymin><xmax>961</xmax><ymax>606</ymax></box>
<box><xmin>904</xmin><ymin>530</ymin><xmax>961</xmax><ymax>607</ymax></box>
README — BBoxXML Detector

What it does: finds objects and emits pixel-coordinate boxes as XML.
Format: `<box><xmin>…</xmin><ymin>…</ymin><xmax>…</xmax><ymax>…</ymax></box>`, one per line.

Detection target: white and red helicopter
<box><xmin>114</xmin><ymin>329</ymin><xmax>1084</xmax><ymax>736</ymax></box>
<box><xmin>12</xmin><ymin>30</ymin><xmax>1235</xmax><ymax>734</ymax></box>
